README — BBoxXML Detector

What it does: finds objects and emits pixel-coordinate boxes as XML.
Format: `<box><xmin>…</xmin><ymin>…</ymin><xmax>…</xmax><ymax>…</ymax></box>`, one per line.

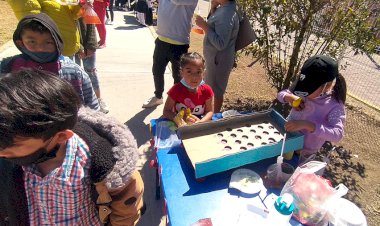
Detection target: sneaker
<box><xmin>98</xmin><ymin>98</ymin><xmax>110</xmax><ymax>114</ymax></box>
<box><xmin>105</xmin><ymin>18</ymin><xmax>110</xmax><ymax>25</ymax></box>
<box><xmin>142</xmin><ymin>96</ymin><xmax>163</xmax><ymax>108</ymax></box>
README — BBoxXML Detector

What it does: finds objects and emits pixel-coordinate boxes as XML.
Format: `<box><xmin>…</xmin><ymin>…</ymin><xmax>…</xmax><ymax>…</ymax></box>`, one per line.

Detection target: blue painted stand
<box><xmin>150</xmin><ymin>117</ymin><xmax>305</xmax><ymax>226</ymax></box>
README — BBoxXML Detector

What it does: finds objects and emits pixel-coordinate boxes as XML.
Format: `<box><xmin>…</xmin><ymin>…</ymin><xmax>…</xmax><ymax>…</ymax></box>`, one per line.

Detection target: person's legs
<box><xmin>169</xmin><ymin>44</ymin><xmax>189</xmax><ymax>84</ymax></box>
<box><xmin>94</xmin><ymin>2</ymin><xmax>107</xmax><ymax>46</ymax></box>
<box><xmin>214</xmin><ymin>96</ymin><xmax>224</xmax><ymax>113</ymax></box>
<box><xmin>83</xmin><ymin>53</ymin><xmax>109</xmax><ymax>113</ymax></box>
<box><xmin>109</xmin><ymin>0</ymin><xmax>114</xmax><ymax>21</ymax></box>
<box><xmin>121</xmin><ymin>0</ymin><xmax>128</xmax><ymax>10</ymax></box>
<box><xmin>143</xmin><ymin>38</ymin><xmax>170</xmax><ymax>108</ymax></box>
<box><xmin>152</xmin><ymin>39</ymin><xmax>170</xmax><ymax>99</ymax></box>
<box><xmin>137</xmin><ymin>12</ymin><xmax>146</xmax><ymax>26</ymax></box>
<box><xmin>208</xmin><ymin>53</ymin><xmax>234</xmax><ymax>113</ymax></box>
<box><xmin>212</xmin><ymin>75</ymin><xmax>230</xmax><ymax>113</ymax></box>
<box><xmin>83</xmin><ymin>54</ymin><xmax>100</xmax><ymax>96</ymax></box>
<box><xmin>146</xmin><ymin>8</ymin><xmax>153</xmax><ymax>25</ymax></box>
<box><xmin>105</xmin><ymin>7</ymin><xmax>110</xmax><ymax>24</ymax></box>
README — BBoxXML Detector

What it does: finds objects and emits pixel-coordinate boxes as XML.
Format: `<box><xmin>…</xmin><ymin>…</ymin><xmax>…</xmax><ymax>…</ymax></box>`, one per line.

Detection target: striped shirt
<box><xmin>23</xmin><ymin>134</ymin><xmax>102</xmax><ymax>226</ymax></box>
<box><xmin>59</xmin><ymin>56</ymin><xmax>100</xmax><ymax>111</ymax></box>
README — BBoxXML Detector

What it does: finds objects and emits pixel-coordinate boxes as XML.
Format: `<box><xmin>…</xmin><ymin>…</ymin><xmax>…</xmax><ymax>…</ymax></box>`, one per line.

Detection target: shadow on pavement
<box><xmin>124</xmin><ymin>14</ymin><xmax>140</xmax><ymax>25</ymax></box>
<box><xmin>124</xmin><ymin>108</ymin><xmax>157</xmax><ymax>147</ymax></box>
<box><xmin>126</xmin><ymin>109</ymin><xmax>166</xmax><ymax>226</ymax></box>
<box><xmin>136</xmin><ymin>143</ymin><xmax>166</xmax><ymax>226</ymax></box>
<box><xmin>114</xmin><ymin>25</ymin><xmax>146</xmax><ymax>31</ymax></box>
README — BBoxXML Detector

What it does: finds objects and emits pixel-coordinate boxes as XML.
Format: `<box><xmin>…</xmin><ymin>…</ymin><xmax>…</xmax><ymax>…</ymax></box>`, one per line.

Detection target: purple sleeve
<box><xmin>312</xmin><ymin>104</ymin><xmax>346</xmax><ymax>142</ymax></box>
<box><xmin>277</xmin><ymin>89</ymin><xmax>291</xmax><ymax>103</ymax></box>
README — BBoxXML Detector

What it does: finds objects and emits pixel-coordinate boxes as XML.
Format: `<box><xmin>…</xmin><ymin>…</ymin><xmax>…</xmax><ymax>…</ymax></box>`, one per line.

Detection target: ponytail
<box><xmin>333</xmin><ymin>73</ymin><xmax>347</xmax><ymax>104</ymax></box>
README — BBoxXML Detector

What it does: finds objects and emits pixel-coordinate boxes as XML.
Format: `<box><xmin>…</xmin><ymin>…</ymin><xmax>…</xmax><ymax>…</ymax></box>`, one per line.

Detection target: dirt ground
<box><xmin>189</xmin><ymin>32</ymin><xmax>380</xmax><ymax>225</ymax></box>
<box><xmin>1</xmin><ymin>1</ymin><xmax>379</xmax><ymax>224</ymax></box>
<box><xmin>0</xmin><ymin>1</ymin><xmax>17</xmax><ymax>47</ymax></box>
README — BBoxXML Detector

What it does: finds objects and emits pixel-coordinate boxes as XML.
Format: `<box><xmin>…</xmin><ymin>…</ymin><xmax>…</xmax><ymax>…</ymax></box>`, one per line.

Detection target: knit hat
<box><xmin>293</xmin><ymin>55</ymin><xmax>338</xmax><ymax>97</ymax></box>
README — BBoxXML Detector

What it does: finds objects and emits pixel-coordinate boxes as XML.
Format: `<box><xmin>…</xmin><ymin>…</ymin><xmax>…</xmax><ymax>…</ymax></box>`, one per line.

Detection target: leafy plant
<box><xmin>238</xmin><ymin>0</ymin><xmax>380</xmax><ymax>92</ymax></box>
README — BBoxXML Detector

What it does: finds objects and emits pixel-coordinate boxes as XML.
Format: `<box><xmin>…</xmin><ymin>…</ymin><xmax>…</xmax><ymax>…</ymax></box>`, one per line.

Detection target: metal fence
<box><xmin>341</xmin><ymin>53</ymin><xmax>380</xmax><ymax>112</ymax></box>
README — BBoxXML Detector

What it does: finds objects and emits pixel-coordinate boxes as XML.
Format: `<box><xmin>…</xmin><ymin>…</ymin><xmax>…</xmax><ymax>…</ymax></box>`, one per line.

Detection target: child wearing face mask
<box><xmin>163</xmin><ymin>52</ymin><xmax>214</xmax><ymax>123</ymax></box>
<box><xmin>277</xmin><ymin>55</ymin><xmax>347</xmax><ymax>164</ymax></box>
<box><xmin>0</xmin><ymin>69</ymin><xmax>144</xmax><ymax>225</ymax></box>
<box><xmin>0</xmin><ymin>13</ymin><xmax>100</xmax><ymax>111</ymax></box>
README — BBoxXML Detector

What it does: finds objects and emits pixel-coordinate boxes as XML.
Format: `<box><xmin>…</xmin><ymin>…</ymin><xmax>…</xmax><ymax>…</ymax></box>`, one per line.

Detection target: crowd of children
<box><xmin>0</xmin><ymin>1</ymin><xmax>349</xmax><ymax>225</ymax></box>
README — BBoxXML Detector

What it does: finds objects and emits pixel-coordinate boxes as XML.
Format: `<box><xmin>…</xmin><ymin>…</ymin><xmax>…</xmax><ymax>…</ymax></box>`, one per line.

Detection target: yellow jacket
<box><xmin>7</xmin><ymin>0</ymin><xmax>81</xmax><ymax>56</ymax></box>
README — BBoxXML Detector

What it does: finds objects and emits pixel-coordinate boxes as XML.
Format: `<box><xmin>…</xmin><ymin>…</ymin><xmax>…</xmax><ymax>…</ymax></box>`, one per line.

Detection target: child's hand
<box><xmin>195</xmin><ymin>16</ymin><xmax>208</xmax><ymax>32</ymax></box>
<box><xmin>184</xmin><ymin>110</ymin><xmax>200</xmax><ymax>125</ymax></box>
<box><xmin>210</xmin><ymin>0</ymin><xmax>220</xmax><ymax>11</ymax></box>
<box><xmin>285</xmin><ymin>93</ymin><xmax>305</xmax><ymax>110</ymax></box>
<box><xmin>285</xmin><ymin>120</ymin><xmax>316</xmax><ymax>133</ymax></box>
<box><xmin>293</xmin><ymin>100</ymin><xmax>305</xmax><ymax>111</ymax></box>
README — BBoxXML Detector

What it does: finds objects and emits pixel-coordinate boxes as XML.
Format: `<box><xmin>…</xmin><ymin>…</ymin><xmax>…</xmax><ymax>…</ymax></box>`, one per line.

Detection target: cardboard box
<box><xmin>177</xmin><ymin>109</ymin><xmax>304</xmax><ymax>178</ymax></box>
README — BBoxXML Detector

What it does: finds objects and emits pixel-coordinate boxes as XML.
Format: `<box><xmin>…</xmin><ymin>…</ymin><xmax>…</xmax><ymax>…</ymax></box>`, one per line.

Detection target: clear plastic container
<box><xmin>266</xmin><ymin>162</ymin><xmax>295</xmax><ymax>187</ymax></box>
<box><xmin>191</xmin><ymin>7</ymin><xmax>204</xmax><ymax>35</ymax></box>
<box><xmin>154</xmin><ymin>121</ymin><xmax>181</xmax><ymax>149</ymax></box>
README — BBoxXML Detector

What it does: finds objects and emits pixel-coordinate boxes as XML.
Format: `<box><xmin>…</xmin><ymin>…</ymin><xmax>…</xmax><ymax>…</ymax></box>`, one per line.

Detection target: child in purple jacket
<box><xmin>277</xmin><ymin>55</ymin><xmax>347</xmax><ymax>164</ymax></box>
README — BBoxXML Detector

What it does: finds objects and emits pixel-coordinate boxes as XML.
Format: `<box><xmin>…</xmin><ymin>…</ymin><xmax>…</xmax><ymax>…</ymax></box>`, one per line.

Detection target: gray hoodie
<box><xmin>156</xmin><ymin>0</ymin><xmax>198</xmax><ymax>44</ymax></box>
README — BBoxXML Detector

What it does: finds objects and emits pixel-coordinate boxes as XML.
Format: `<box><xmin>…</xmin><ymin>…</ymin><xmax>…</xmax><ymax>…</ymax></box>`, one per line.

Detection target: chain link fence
<box><xmin>335</xmin><ymin>48</ymin><xmax>380</xmax><ymax>226</ymax></box>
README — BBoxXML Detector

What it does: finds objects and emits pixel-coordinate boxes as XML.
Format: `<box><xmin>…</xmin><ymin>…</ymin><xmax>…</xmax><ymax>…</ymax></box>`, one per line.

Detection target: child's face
<box><xmin>17</xmin><ymin>29</ymin><xmax>56</xmax><ymax>53</ymax></box>
<box><xmin>0</xmin><ymin>137</ymin><xmax>51</xmax><ymax>159</ymax></box>
<box><xmin>181</xmin><ymin>59</ymin><xmax>205</xmax><ymax>89</ymax></box>
<box><xmin>307</xmin><ymin>81</ymin><xmax>334</xmax><ymax>99</ymax></box>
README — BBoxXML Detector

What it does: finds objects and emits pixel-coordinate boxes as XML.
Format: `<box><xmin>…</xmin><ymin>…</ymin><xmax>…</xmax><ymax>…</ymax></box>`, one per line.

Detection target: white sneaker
<box><xmin>98</xmin><ymin>98</ymin><xmax>110</xmax><ymax>114</ymax></box>
<box><xmin>142</xmin><ymin>96</ymin><xmax>163</xmax><ymax>108</ymax></box>
<box><xmin>105</xmin><ymin>18</ymin><xmax>110</xmax><ymax>25</ymax></box>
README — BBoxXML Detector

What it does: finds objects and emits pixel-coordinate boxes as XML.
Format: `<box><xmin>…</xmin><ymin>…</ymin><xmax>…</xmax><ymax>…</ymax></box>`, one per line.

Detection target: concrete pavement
<box><xmin>97</xmin><ymin>2</ymin><xmax>210</xmax><ymax>224</ymax></box>
<box><xmin>96</xmin><ymin>10</ymin><xmax>170</xmax><ymax>226</ymax></box>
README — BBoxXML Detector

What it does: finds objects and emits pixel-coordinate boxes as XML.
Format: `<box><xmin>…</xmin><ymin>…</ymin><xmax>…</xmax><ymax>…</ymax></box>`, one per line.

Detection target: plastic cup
<box><xmin>191</xmin><ymin>27</ymin><xmax>204</xmax><ymax>34</ymax></box>
<box><xmin>298</xmin><ymin>152</ymin><xmax>316</xmax><ymax>166</ymax></box>
<box><xmin>191</xmin><ymin>13</ymin><xmax>205</xmax><ymax>35</ymax></box>
<box><xmin>266</xmin><ymin>162</ymin><xmax>295</xmax><ymax>187</ymax></box>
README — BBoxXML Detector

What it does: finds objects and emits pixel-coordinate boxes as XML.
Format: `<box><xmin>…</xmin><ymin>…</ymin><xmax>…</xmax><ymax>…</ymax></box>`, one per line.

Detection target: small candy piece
<box><xmin>291</xmin><ymin>97</ymin><xmax>303</xmax><ymax>108</ymax></box>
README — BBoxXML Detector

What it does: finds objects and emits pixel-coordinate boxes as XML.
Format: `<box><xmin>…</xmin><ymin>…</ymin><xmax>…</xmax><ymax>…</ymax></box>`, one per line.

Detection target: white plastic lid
<box><xmin>229</xmin><ymin>169</ymin><xmax>263</xmax><ymax>194</ymax></box>
<box><xmin>329</xmin><ymin>198</ymin><xmax>367</xmax><ymax>226</ymax></box>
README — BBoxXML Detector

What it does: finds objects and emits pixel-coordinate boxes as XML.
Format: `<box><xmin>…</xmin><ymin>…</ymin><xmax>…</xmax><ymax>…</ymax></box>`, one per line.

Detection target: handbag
<box><xmin>235</xmin><ymin>8</ymin><xmax>257</xmax><ymax>51</ymax></box>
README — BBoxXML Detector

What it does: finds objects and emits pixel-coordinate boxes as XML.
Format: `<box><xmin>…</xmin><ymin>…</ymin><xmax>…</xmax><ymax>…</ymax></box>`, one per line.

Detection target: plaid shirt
<box><xmin>23</xmin><ymin>134</ymin><xmax>102</xmax><ymax>226</ymax></box>
<box><xmin>59</xmin><ymin>56</ymin><xmax>100</xmax><ymax>111</ymax></box>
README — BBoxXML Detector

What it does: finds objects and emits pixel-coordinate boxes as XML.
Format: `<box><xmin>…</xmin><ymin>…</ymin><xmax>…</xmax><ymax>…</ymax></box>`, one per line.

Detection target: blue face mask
<box><xmin>22</xmin><ymin>48</ymin><xmax>58</xmax><ymax>63</ymax></box>
<box><xmin>180</xmin><ymin>79</ymin><xmax>205</xmax><ymax>90</ymax></box>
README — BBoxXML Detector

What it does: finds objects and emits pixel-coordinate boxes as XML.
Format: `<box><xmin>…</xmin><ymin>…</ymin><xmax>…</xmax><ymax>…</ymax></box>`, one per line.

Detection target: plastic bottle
<box><xmin>268</xmin><ymin>193</ymin><xmax>295</xmax><ymax>226</ymax></box>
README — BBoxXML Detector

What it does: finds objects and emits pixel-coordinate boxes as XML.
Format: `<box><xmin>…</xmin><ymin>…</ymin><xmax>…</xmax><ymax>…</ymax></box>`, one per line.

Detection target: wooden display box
<box><xmin>177</xmin><ymin>109</ymin><xmax>304</xmax><ymax>178</ymax></box>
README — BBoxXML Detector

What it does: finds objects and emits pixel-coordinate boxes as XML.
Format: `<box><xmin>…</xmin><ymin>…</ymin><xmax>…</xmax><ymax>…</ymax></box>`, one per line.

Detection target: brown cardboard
<box><xmin>180</xmin><ymin>116</ymin><xmax>284</xmax><ymax>168</ymax></box>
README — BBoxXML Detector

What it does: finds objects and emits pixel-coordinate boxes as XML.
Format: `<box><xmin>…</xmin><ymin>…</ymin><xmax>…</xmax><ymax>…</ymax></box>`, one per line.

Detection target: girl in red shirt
<box><xmin>163</xmin><ymin>52</ymin><xmax>214</xmax><ymax>123</ymax></box>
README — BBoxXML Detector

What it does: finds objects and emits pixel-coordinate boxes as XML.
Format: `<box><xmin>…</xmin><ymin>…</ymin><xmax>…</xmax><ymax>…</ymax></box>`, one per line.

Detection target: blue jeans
<box><xmin>83</xmin><ymin>53</ymin><xmax>100</xmax><ymax>91</ymax></box>
<box><xmin>72</xmin><ymin>53</ymin><xmax>100</xmax><ymax>92</ymax></box>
